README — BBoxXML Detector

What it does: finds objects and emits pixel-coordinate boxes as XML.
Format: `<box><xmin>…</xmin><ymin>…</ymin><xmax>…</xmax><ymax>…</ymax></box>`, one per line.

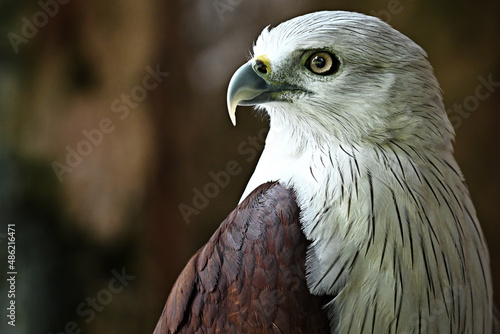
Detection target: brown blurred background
<box><xmin>0</xmin><ymin>0</ymin><xmax>498</xmax><ymax>333</ymax></box>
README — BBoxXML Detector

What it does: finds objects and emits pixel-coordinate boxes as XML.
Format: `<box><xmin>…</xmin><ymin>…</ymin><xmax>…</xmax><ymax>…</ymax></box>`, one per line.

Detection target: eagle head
<box><xmin>227</xmin><ymin>11</ymin><xmax>453</xmax><ymax>150</ymax></box>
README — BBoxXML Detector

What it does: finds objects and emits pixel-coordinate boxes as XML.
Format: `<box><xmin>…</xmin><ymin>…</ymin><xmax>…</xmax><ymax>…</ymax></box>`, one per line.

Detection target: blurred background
<box><xmin>0</xmin><ymin>0</ymin><xmax>498</xmax><ymax>333</ymax></box>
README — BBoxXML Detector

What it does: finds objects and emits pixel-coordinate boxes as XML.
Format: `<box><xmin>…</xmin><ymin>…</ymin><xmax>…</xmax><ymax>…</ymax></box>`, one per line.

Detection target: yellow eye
<box><xmin>306</xmin><ymin>51</ymin><xmax>339</xmax><ymax>75</ymax></box>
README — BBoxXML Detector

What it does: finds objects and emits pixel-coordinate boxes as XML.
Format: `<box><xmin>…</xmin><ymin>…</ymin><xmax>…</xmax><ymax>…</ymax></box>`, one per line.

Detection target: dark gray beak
<box><xmin>226</xmin><ymin>60</ymin><xmax>300</xmax><ymax>125</ymax></box>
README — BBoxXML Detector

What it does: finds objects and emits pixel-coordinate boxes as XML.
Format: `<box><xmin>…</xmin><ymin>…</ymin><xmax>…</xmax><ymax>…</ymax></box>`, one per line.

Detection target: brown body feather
<box><xmin>153</xmin><ymin>182</ymin><xmax>330</xmax><ymax>333</ymax></box>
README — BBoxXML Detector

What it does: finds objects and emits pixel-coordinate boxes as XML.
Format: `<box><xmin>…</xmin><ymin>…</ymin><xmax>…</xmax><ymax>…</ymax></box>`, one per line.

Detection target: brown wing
<box><xmin>153</xmin><ymin>182</ymin><xmax>331</xmax><ymax>334</ymax></box>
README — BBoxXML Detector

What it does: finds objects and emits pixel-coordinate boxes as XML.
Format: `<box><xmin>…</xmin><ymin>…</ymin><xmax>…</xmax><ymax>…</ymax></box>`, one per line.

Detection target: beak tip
<box><xmin>229</xmin><ymin>110</ymin><xmax>237</xmax><ymax>126</ymax></box>
<box><xmin>227</xmin><ymin>101</ymin><xmax>237</xmax><ymax>126</ymax></box>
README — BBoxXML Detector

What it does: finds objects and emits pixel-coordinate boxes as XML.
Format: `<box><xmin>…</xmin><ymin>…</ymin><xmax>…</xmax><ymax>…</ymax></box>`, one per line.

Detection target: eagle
<box><xmin>154</xmin><ymin>11</ymin><xmax>497</xmax><ymax>333</ymax></box>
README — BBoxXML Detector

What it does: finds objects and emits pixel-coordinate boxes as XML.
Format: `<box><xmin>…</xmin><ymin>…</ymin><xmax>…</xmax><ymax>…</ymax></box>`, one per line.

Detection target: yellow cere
<box><xmin>253</xmin><ymin>55</ymin><xmax>272</xmax><ymax>74</ymax></box>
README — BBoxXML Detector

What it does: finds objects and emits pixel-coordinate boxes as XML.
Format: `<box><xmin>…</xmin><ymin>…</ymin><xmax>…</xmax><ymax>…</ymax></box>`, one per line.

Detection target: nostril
<box><xmin>255</xmin><ymin>59</ymin><xmax>268</xmax><ymax>74</ymax></box>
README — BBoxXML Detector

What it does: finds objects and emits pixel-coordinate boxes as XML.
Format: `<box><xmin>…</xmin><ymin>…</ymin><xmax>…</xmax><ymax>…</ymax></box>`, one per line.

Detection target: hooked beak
<box><xmin>226</xmin><ymin>59</ymin><xmax>301</xmax><ymax>125</ymax></box>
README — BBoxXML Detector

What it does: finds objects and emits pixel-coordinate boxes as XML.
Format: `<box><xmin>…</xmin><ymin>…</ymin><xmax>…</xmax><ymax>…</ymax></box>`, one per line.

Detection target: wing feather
<box><xmin>153</xmin><ymin>182</ymin><xmax>331</xmax><ymax>333</ymax></box>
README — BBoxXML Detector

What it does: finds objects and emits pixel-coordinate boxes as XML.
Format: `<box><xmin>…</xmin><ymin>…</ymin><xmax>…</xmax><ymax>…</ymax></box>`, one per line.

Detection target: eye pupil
<box><xmin>306</xmin><ymin>51</ymin><xmax>339</xmax><ymax>75</ymax></box>
<box><xmin>313</xmin><ymin>56</ymin><xmax>326</xmax><ymax>68</ymax></box>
